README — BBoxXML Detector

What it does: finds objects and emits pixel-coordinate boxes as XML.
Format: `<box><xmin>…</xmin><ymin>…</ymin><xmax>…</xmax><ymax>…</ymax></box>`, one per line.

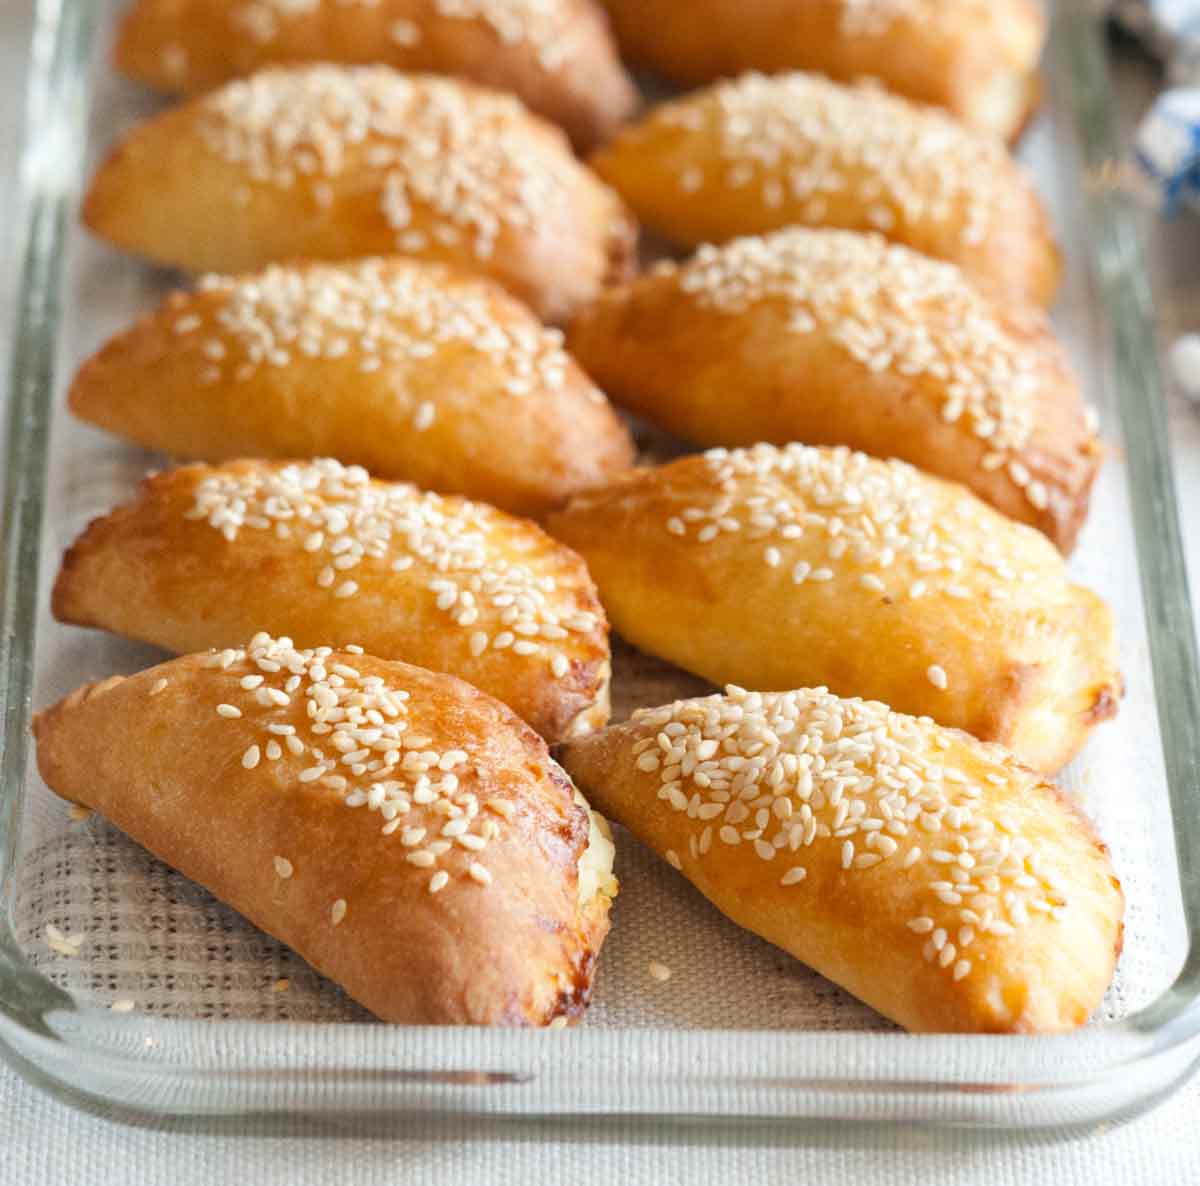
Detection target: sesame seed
<box><xmin>273</xmin><ymin>856</ymin><xmax>294</xmax><ymax>879</ymax></box>
<box><xmin>330</xmin><ymin>899</ymin><xmax>347</xmax><ymax>925</ymax></box>
<box><xmin>413</xmin><ymin>401</ymin><xmax>437</xmax><ymax>431</ymax></box>
<box><xmin>468</xmin><ymin>862</ymin><xmax>493</xmax><ymax>885</ymax></box>
<box><xmin>149</xmin><ymin>678</ymin><xmax>169</xmax><ymax>697</ymax></box>
<box><xmin>926</xmin><ymin>665</ymin><xmax>949</xmax><ymax>691</ymax></box>
<box><xmin>68</xmin><ymin>804</ymin><xmax>92</xmax><ymax>822</ymax></box>
<box><xmin>780</xmin><ymin>866</ymin><xmax>807</xmax><ymax>886</ymax></box>
<box><xmin>665</xmin><ymin>849</ymin><xmax>682</xmax><ymax>870</ymax></box>
<box><xmin>216</xmin><ymin>703</ymin><xmax>242</xmax><ymax>718</ymax></box>
<box><xmin>271</xmin><ymin>978</ymin><xmax>290</xmax><ymax>993</ymax></box>
<box><xmin>110</xmin><ymin>999</ymin><xmax>136</xmax><ymax>1013</ymax></box>
<box><xmin>647</xmin><ymin>960</ymin><xmax>673</xmax><ymax>982</ymax></box>
<box><xmin>429</xmin><ymin>870</ymin><xmax>450</xmax><ymax>893</ymax></box>
<box><xmin>242</xmin><ymin>745</ymin><xmax>262</xmax><ymax>769</ymax></box>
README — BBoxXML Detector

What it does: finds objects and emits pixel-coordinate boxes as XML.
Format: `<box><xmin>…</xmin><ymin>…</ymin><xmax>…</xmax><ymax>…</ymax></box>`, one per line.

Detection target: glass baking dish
<box><xmin>2</xmin><ymin>0</ymin><xmax>1200</xmax><ymax>1133</ymax></box>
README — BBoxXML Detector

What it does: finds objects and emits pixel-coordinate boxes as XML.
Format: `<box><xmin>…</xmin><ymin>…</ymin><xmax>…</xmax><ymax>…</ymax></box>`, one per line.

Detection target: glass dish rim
<box><xmin>1</xmin><ymin>0</ymin><xmax>1199</xmax><ymax>1126</ymax></box>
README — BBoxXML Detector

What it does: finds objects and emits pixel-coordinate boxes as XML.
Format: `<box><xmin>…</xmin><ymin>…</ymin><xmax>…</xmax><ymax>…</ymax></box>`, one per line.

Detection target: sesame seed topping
<box><xmin>631</xmin><ymin>685</ymin><xmax>1070</xmax><ymax>985</ymax></box>
<box><xmin>839</xmin><ymin>0</ymin><xmax>992</xmax><ymax>36</ymax></box>
<box><xmin>110</xmin><ymin>999</ymin><xmax>136</xmax><ymax>1013</ymax></box>
<box><xmin>429</xmin><ymin>870</ymin><xmax>450</xmax><ymax>893</ymax></box>
<box><xmin>206</xmin><ymin>633</ymin><xmax>516</xmax><ymax>896</ymax></box>
<box><xmin>68</xmin><ymin>804</ymin><xmax>92</xmax><ymax>822</ymax></box>
<box><xmin>330</xmin><ymin>898</ymin><xmax>348</xmax><ymax>925</ymax></box>
<box><xmin>926</xmin><ymin>665</ymin><xmax>949</xmax><ymax>691</ymax></box>
<box><xmin>229</xmin><ymin>1</ymin><xmax>581</xmax><ymax>73</ymax></box>
<box><xmin>647</xmin><ymin>960</ymin><xmax>673</xmax><ymax>982</ymax></box>
<box><xmin>216</xmin><ymin>703</ymin><xmax>242</xmax><ymax>718</ymax></box>
<box><xmin>186</xmin><ymin>459</ymin><xmax>591</xmax><ymax>678</ymax></box>
<box><xmin>148</xmin><ymin>678</ymin><xmax>169</xmax><ymax>697</ymax></box>
<box><xmin>272</xmin><ymin>978</ymin><xmax>290</xmax><ymax>993</ymax></box>
<box><xmin>198</xmin><ymin>68</ymin><xmax>592</xmax><ymax>262</ymax></box>
<box><xmin>657</xmin><ymin>71</ymin><xmax>1008</xmax><ymax>251</ymax></box>
<box><xmin>634</xmin><ymin>442</ymin><xmax>1056</xmax><ymax>604</ymax></box>
<box><xmin>665</xmin><ymin>230</ymin><xmax>1052</xmax><ymax>502</ymax></box>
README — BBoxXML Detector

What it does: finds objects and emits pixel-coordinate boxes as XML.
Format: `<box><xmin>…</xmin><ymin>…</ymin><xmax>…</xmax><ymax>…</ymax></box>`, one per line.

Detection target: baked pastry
<box><xmin>567</xmin><ymin>229</ymin><xmax>1100</xmax><ymax>550</ymax></box>
<box><xmin>113</xmin><ymin>0</ymin><xmax>637</xmax><ymax>153</ymax></box>
<box><xmin>590</xmin><ymin>71</ymin><xmax>1058</xmax><ymax>307</ymax></box>
<box><xmin>558</xmin><ymin>685</ymin><xmax>1123</xmax><ymax>1033</ymax></box>
<box><xmin>547</xmin><ymin>444</ymin><xmax>1121</xmax><ymax>775</ymax></box>
<box><xmin>33</xmin><ymin>633</ymin><xmax>618</xmax><ymax>1026</ymax></box>
<box><xmin>600</xmin><ymin>0</ymin><xmax>1046</xmax><ymax>142</ymax></box>
<box><xmin>52</xmin><ymin>458</ymin><xmax>611</xmax><ymax>744</ymax></box>
<box><xmin>67</xmin><ymin>258</ymin><xmax>635</xmax><ymax>517</ymax></box>
<box><xmin>81</xmin><ymin>66</ymin><xmax>635</xmax><ymax>322</ymax></box>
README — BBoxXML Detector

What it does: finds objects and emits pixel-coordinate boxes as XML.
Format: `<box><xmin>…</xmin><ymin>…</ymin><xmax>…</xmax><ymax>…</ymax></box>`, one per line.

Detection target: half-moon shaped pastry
<box><xmin>600</xmin><ymin>0</ymin><xmax>1047</xmax><ymax>142</ymax></box>
<box><xmin>113</xmin><ymin>0</ymin><xmax>638</xmax><ymax>153</ymax></box>
<box><xmin>33</xmin><ymin>634</ymin><xmax>619</xmax><ymax>1026</ymax></box>
<box><xmin>567</xmin><ymin>229</ymin><xmax>1100</xmax><ymax>551</ymax></box>
<box><xmin>590</xmin><ymin>71</ymin><xmax>1058</xmax><ymax>307</ymax></box>
<box><xmin>82</xmin><ymin>66</ymin><xmax>635</xmax><ymax>322</ymax></box>
<box><xmin>558</xmin><ymin>684</ymin><xmax>1123</xmax><ymax>1034</ymax></box>
<box><xmin>547</xmin><ymin>444</ymin><xmax>1121</xmax><ymax>774</ymax></box>
<box><xmin>68</xmin><ymin>258</ymin><xmax>635</xmax><ymax>517</ymax></box>
<box><xmin>52</xmin><ymin>458</ymin><xmax>612</xmax><ymax>744</ymax></box>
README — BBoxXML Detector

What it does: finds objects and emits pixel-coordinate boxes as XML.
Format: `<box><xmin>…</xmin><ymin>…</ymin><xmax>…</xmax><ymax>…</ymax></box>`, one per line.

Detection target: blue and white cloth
<box><xmin>1116</xmin><ymin>1</ymin><xmax>1200</xmax><ymax>209</ymax></box>
<box><xmin>1113</xmin><ymin>2</ymin><xmax>1200</xmax><ymax>401</ymax></box>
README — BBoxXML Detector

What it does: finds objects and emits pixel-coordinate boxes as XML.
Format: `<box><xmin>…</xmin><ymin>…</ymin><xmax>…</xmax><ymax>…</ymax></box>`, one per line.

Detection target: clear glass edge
<box><xmin>0</xmin><ymin>0</ymin><xmax>1197</xmax><ymax>1126</ymax></box>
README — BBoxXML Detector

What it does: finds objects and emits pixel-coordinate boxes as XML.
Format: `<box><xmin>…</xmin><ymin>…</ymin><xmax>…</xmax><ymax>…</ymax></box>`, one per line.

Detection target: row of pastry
<box><xmin>35</xmin><ymin>0</ymin><xmax>1124</xmax><ymax>1037</ymax></box>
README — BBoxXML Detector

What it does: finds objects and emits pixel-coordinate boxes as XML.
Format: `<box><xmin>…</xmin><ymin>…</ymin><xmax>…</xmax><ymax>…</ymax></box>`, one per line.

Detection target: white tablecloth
<box><xmin>1</xmin><ymin>5</ymin><xmax>1198</xmax><ymax>1180</ymax></box>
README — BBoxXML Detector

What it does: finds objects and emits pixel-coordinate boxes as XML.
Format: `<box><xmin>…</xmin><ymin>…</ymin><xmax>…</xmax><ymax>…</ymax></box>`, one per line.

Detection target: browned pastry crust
<box><xmin>52</xmin><ymin>459</ymin><xmax>612</xmax><ymax>744</ymax></box>
<box><xmin>113</xmin><ymin>0</ymin><xmax>638</xmax><ymax>153</ymax></box>
<box><xmin>558</xmin><ymin>686</ymin><xmax>1124</xmax><ymax>1034</ymax></box>
<box><xmin>590</xmin><ymin>72</ymin><xmax>1059</xmax><ymax>308</ymax></box>
<box><xmin>600</xmin><ymin>0</ymin><xmax>1047</xmax><ymax>142</ymax></box>
<box><xmin>67</xmin><ymin>258</ymin><xmax>635</xmax><ymax>518</ymax></box>
<box><xmin>567</xmin><ymin>229</ymin><xmax>1101</xmax><ymax>551</ymax></box>
<box><xmin>33</xmin><ymin>637</ymin><xmax>618</xmax><ymax>1026</ymax></box>
<box><xmin>81</xmin><ymin>66</ymin><xmax>635</xmax><ymax>323</ymax></box>
<box><xmin>547</xmin><ymin>444</ymin><xmax>1121</xmax><ymax>775</ymax></box>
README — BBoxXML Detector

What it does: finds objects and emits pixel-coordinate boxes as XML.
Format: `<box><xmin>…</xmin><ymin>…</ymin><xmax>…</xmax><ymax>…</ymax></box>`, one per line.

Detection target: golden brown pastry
<box><xmin>567</xmin><ymin>229</ymin><xmax>1100</xmax><ymax>551</ymax></box>
<box><xmin>52</xmin><ymin>458</ymin><xmax>611</xmax><ymax>744</ymax></box>
<box><xmin>33</xmin><ymin>633</ymin><xmax>618</xmax><ymax>1026</ymax></box>
<box><xmin>548</xmin><ymin>444</ymin><xmax>1121</xmax><ymax>775</ymax></box>
<box><xmin>590</xmin><ymin>71</ymin><xmax>1058</xmax><ymax>307</ymax></box>
<box><xmin>68</xmin><ymin>258</ymin><xmax>635</xmax><ymax>517</ymax></box>
<box><xmin>558</xmin><ymin>685</ymin><xmax>1123</xmax><ymax>1034</ymax></box>
<box><xmin>82</xmin><ymin>66</ymin><xmax>635</xmax><ymax>322</ymax></box>
<box><xmin>600</xmin><ymin>0</ymin><xmax>1046</xmax><ymax>142</ymax></box>
<box><xmin>113</xmin><ymin>0</ymin><xmax>638</xmax><ymax>153</ymax></box>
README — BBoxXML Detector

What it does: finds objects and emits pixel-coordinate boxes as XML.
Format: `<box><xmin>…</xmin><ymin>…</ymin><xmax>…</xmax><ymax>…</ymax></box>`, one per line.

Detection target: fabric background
<box><xmin>1</xmin><ymin>4</ymin><xmax>1199</xmax><ymax>1181</ymax></box>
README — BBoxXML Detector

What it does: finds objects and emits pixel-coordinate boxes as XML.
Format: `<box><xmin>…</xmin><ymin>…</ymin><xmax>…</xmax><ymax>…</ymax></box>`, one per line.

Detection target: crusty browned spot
<box><xmin>1085</xmin><ymin>680</ymin><xmax>1123</xmax><ymax>725</ymax></box>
